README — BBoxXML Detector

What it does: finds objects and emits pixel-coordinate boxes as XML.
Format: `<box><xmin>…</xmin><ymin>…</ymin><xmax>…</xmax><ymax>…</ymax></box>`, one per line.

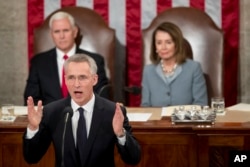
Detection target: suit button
<box><xmin>167</xmin><ymin>92</ymin><xmax>170</xmax><ymax>96</ymax></box>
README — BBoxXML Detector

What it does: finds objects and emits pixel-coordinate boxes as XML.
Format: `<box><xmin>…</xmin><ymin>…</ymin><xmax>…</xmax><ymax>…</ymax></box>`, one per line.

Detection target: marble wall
<box><xmin>0</xmin><ymin>1</ymin><xmax>249</xmax><ymax>106</ymax></box>
<box><xmin>239</xmin><ymin>0</ymin><xmax>250</xmax><ymax>103</ymax></box>
<box><xmin>0</xmin><ymin>0</ymin><xmax>27</xmax><ymax>105</ymax></box>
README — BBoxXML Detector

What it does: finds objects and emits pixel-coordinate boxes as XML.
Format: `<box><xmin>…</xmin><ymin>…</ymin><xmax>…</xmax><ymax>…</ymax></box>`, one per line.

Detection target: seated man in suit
<box><xmin>24</xmin><ymin>11</ymin><xmax>108</xmax><ymax>105</ymax></box>
<box><xmin>23</xmin><ymin>54</ymin><xmax>141</xmax><ymax>167</ymax></box>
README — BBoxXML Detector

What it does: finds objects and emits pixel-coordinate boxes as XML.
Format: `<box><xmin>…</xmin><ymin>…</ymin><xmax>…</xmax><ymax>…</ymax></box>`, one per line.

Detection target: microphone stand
<box><xmin>61</xmin><ymin>107</ymin><xmax>73</xmax><ymax>167</ymax></box>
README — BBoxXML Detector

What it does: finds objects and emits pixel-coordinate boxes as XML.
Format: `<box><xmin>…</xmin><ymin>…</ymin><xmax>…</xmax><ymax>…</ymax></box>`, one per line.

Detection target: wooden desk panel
<box><xmin>0</xmin><ymin>126</ymin><xmax>55</xmax><ymax>167</ymax></box>
<box><xmin>1</xmin><ymin>114</ymin><xmax>250</xmax><ymax>167</ymax></box>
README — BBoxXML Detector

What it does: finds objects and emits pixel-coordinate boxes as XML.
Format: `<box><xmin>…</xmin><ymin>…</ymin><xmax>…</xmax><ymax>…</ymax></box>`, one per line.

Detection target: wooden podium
<box><xmin>1</xmin><ymin>107</ymin><xmax>250</xmax><ymax>167</ymax></box>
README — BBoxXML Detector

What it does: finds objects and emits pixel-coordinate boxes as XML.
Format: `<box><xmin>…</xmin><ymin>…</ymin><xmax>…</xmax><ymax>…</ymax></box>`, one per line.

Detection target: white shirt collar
<box><xmin>56</xmin><ymin>44</ymin><xmax>76</xmax><ymax>60</ymax></box>
<box><xmin>71</xmin><ymin>93</ymin><xmax>95</xmax><ymax>114</ymax></box>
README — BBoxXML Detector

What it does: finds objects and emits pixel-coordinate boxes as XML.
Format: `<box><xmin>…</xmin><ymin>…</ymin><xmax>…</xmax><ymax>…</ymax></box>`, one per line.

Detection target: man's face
<box><xmin>65</xmin><ymin>62</ymin><xmax>98</xmax><ymax>106</ymax></box>
<box><xmin>50</xmin><ymin>18</ymin><xmax>78</xmax><ymax>53</ymax></box>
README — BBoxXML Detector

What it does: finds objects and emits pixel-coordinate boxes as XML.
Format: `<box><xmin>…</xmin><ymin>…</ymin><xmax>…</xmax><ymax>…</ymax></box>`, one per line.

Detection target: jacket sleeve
<box><xmin>192</xmin><ymin>62</ymin><xmax>208</xmax><ymax>106</ymax></box>
<box><xmin>24</xmin><ymin>57</ymin><xmax>42</xmax><ymax>105</ymax></box>
<box><xmin>23</xmin><ymin>126</ymin><xmax>52</xmax><ymax>164</ymax></box>
<box><xmin>116</xmin><ymin>106</ymin><xmax>141</xmax><ymax>165</ymax></box>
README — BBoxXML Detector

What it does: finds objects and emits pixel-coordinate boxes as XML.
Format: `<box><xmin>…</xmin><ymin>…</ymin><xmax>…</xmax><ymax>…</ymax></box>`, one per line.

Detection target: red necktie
<box><xmin>61</xmin><ymin>55</ymin><xmax>68</xmax><ymax>98</ymax></box>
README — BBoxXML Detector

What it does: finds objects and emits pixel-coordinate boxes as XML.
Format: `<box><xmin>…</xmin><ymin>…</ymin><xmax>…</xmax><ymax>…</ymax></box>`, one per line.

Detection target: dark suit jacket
<box><xmin>24</xmin><ymin>48</ymin><xmax>108</xmax><ymax>105</ymax></box>
<box><xmin>23</xmin><ymin>95</ymin><xmax>141</xmax><ymax>167</ymax></box>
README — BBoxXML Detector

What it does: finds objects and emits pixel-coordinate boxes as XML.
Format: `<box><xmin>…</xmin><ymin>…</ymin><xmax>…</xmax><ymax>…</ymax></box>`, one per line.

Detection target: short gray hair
<box><xmin>64</xmin><ymin>54</ymin><xmax>98</xmax><ymax>74</ymax></box>
<box><xmin>49</xmin><ymin>11</ymin><xmax>75</xmax><ymax>28</ymax></box>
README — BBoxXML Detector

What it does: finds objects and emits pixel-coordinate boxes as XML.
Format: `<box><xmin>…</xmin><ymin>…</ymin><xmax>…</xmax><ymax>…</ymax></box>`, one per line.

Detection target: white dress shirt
<box><xmin>56</xmin><ymin>44</ymin><xmax>76</xmax><ymax>86</ymax></box>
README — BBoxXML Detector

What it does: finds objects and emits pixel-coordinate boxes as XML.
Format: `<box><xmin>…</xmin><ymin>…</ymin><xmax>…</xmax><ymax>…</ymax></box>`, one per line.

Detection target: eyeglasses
<box><xmin>66</xmin><ymin>75</ymin><xmax>93</xmax><ymax>85</ymax></box>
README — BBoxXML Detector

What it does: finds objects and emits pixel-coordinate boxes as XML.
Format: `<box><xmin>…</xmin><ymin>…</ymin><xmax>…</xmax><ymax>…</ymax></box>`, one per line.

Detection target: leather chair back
<box><xmin>33</xmin><ymin>6</ymin><xmax>116</xmax><ymax>99</ymax></box>
<box><xmin>142</xmin><ymin>7</ymin><xmax>224</xmax><ymax>104</ymax></box>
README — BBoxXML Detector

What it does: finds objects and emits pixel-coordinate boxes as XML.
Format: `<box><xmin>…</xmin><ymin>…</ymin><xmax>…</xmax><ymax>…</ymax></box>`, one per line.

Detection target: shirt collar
<box><xmin>56</xmin><ymin>44</ymin><xmax>76</xmax><ymax>60</ymax></box>
<box><xmin>71</xmin><ymin>93</ymin><xmax>95</xmax><ymax>113</ymax></box>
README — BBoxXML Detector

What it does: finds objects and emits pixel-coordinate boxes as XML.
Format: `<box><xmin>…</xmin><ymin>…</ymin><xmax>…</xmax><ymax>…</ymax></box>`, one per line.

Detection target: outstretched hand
<box><xmin>27</xmin><ymin>96</ymin><xmax>43</xmax><ymax>130</ymax></box>
<box><xmin>112</xmin><ymin>103</ymin><xmax>125</xmax><ymax>137</ymax></box>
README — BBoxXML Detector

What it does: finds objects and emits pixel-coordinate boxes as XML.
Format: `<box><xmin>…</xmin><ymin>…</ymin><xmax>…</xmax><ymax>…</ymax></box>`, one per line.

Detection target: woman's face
<box><xmin>155</xmin><ymin>30</ymin><xmax>176</xmax><ymax>60</ymax></box>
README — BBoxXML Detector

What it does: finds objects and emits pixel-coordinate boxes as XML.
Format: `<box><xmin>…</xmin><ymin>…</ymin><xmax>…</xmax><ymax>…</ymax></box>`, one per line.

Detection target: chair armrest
<box><xmin>123</xmin><ymin>86</ymin><xmax>141</xmax><ymax>95</ymax></box>
<box><xmin>97</xmin><ymin>84</ymin><xmax>113</xmax><ymax>99</ymax></box>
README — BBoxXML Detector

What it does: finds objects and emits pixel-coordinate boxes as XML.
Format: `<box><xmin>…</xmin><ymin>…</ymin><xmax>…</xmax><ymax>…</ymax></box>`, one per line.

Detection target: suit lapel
<box><xmin>155</xmin><ymin>64</ymin><xmax>167</xmax><ymax>84</ymax></box>
<box><xmin>80</xmin><ymin>96</ymin><xmax>105</xmax><ymax>166</ymax></box>
<box><xmin>48</xmin><ymin>49</ymin><xmax>62</xmax><ymax>97</ymax></box>
<box><xmin>65</xmin><ymin>118</ymin><xmax>79</xmax><ymax>165</ymax></box>
<box><xmin>62</xmin><ymin>98</ymin><xmax>80</xmax><ymax>166</ymax></box>
<box><xmin>155</xmin><ymin>63</ymin><xmax>182</xmax><ymax>84</ymax></box>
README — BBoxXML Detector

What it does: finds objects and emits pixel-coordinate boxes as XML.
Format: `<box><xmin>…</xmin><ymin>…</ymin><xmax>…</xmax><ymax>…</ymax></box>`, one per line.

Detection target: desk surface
<box><xmin>1</xmin><ymin>108</ymin><xmax>250</xmax><ymax>132</ymax></box>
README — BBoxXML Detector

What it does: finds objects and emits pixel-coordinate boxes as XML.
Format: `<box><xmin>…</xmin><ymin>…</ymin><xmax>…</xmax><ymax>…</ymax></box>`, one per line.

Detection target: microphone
<box><xmin>61</xmin><ymin>106</ymin><xmax>73</xmax><ymax>167</ymax></box>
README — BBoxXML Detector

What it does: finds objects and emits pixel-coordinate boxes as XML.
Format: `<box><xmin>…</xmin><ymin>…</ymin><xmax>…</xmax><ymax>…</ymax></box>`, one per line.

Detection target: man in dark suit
<box><xmin>24</xmin><ymin>11</ymin><xmax>108</xmax><ymax>105</ymax></box>
<box><xmin>23</xmin><ymin>54</ymin><xmax>141</xmax><ymax>167</ymax></box>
